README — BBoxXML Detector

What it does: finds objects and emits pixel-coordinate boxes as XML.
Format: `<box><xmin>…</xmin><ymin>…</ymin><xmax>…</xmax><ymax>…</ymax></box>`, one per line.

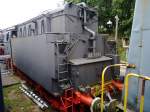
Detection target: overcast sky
<box><xmin>0</xmin><ymin>0</ymin><xmax>64</xmax><ymax>29</ymax></box>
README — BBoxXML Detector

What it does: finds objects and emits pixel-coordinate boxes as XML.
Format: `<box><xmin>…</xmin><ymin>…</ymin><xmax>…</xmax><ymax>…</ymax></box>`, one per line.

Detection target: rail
<box><xmin>100</xmin><ymin>63</ymin><xmax>135</xmax><ymax>112</ymax></box>
<box><xmin>124</xmin><ymin>73</ymin><xmax>150</xmax><ymax>112</ymax></box>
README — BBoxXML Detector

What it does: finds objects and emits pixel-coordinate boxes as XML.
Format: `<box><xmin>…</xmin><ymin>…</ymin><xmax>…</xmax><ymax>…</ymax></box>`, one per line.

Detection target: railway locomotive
<box><xmin>2</xmin><ymin>2</ymin><xmax>122</xmax><ymax>112</ymax></box>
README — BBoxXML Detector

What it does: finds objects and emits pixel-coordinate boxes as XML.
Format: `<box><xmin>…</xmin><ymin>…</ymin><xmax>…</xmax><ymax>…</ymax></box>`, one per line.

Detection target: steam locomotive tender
<box><xmin>3</xmin><ymin>2</ymin><xmax>120</xmax><ymax>112</ymax></box>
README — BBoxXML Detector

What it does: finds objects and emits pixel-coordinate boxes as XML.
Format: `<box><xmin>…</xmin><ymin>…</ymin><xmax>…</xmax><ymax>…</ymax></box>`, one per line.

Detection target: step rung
<box><xmin>65</xmin><ymin>105</ymin><xmax>73</xmax><ymax>108</ymax></box>
<box><xmin>58</xmin><ymin>63</ymin><xmax>68</xmax><ymax>66</ymax></box>
<box><xmin>59</xmin><ymin>71</ymin><xmax>68</xmax><ymax>74</ymax></box>
<box><xmin>58</xmin><ymin>55</ymin><xmax>67</xmax><ymax>58</ymax></box>
<box><xmin>65</xmin><ymin>98</ymin><xmax>73</xmax><ymax>101</ymax></box>
<box><xmin>58</xmin><ymin>78</ymin><xmax>68</xmax><ymax>82</ymax></box>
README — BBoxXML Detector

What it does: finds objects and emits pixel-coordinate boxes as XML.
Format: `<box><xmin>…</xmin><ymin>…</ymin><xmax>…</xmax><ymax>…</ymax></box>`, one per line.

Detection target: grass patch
<box><xmin>118</xmin><ymin>47</ymin><xmax>127</xmax><ymax>61</ymax></box>
<box><xmin>117</xmin><ymin>39</ymin><xmax>127</xmax><ymax>61</ymax></box>
<box><xmin>3</xmin><ymin>84</ymin><xmax>43</xmax><ymax>112</ymax></box>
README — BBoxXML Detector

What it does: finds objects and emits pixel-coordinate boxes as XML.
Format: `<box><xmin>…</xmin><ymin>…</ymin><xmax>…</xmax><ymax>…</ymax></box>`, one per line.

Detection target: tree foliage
<box><xmin>65</xmin><ymin>0</ymin><xmax>135</xmax><ymax>37</ymax></box>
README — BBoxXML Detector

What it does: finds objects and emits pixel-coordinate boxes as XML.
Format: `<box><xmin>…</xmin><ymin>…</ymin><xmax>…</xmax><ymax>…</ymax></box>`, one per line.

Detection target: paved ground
<box><xmin>1</xmin><ymin>62</ymin><xmax>20</xmax><ymax>87</ymax></box>
<box><xmin>2</xmin><ymin>74</ymin><xmax>20</xmax><ymax>87</ymax></box>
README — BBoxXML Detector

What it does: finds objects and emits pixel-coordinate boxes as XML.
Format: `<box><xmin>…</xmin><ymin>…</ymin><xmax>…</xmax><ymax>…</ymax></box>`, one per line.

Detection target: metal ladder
<box><xmin>60</xmin><ymin>88</ymin><xmax>74</xmax><ymax>112</ymax></box>
<box><xmin>58</xmin><ymin>60</ymin><xmax>69</xmax><ymax>82</ymax></box>
<box><xmin>55</xmin><ymin>42</ymin><xmax>70</xmax><ymax>83</ymax></box>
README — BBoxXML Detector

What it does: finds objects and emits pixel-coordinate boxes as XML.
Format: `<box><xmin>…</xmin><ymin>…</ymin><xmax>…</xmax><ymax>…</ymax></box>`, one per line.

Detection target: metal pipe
<box><xmin>81</xmin><ymin>3</ymin><xmax>96</xmax><ymax>54</ymax></box>
<box><xmin>84</xmin><ymin>26</ymin><xmax>96</xmax><ymax>53</ymax></box>
<box><xmin>106</xmin><ymin>92</ymin><xmax>112</xmax><ymax>101</ymax></box>
<box><xmin>115</xmin><ymin>15</ymin><xmax>119</xmax><ymax>42</ymax></box>
<box><xmin>84</xmin><ymin>8</ymin><xmax>87</xmax><ymax>24</ymax></box>
<box><xmin>77</xmin><ymin>2</ymin><xmax>87</xmax><ymax>7</ymax></box>
<box><xmin>123</xmin><ymin>73</ymin><xmax>150</xmax><ymax>112</ymax></box>
<box><xmin>84</xmin><ymin>26</ymin><xmax>96</xmax><ymax>39</ymax></box>
<box><xmin>75</xmin><ymin>91</ymin><xmax>93</xmax><ymax>106</ymax></box>
<box><xmin>84</xmin><ymin>26</ymin><xmax>96</xmax><ymax>38</ymax></box>
<box><xmin>75</xmin><ymin>91</ymin><xmax>100</xmax><ymax>112</ymax></box>
<box><xmin>111</xmin><ymin>80</ymin><xmax>123</xmax><ymax>91</ymax></box>
<box><xmin>101</xmin><ymin>63</ymin><xmax>130</xmax><ymax>112</ymax></box>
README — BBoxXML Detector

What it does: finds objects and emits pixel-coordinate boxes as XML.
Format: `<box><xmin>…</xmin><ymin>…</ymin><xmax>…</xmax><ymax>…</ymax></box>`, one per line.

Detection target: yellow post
<box><xmin>123</xmin><ymin>73</ymin><xmax>150</xmax><ymax>112</ymax></box>
<box><xmin>140</xmin><ymin>95</ymin><xmax>144</xmax><ymax>112</ymax></box>
<box><xmin>101</xmin><ymin>63</ymin><xmax>129</xmax><ymax>112</ymax></box>
<box><xmin>123</xmin><ymin>73</ymin><xmax>130</xmax><ymax>112</ymax></box>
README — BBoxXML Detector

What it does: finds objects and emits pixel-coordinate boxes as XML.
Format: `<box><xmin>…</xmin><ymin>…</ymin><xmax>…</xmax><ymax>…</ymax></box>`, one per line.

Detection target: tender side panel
<box><xmin>11</xmin><ymin>35</ymin><xmax>55</xmax><ymax>93</ymax></box>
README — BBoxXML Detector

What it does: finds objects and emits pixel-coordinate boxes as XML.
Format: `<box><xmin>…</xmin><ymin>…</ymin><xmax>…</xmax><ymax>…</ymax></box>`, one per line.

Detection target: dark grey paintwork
<box><xmin>11</xmin><ymin>3</ymin><xmax>119</xmax><ymax>95</ymax></box>
<box><xmin>11</xmin><ymin>32</ymin><xmax>115</xmax><ymax>95</ymax></box>
<box><xmin>70</xmin><ymin>56</ymin><xmax>112</xmax><ymax>88</ymax></box>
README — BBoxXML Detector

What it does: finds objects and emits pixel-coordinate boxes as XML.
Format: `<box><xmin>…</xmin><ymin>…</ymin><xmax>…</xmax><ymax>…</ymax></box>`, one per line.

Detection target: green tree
<box><xmin>65</xmin><ymin>0</ymin><xmax>135</xmax><ymax>37</ymax></box>
<box><xmin>112</xmin><ymin>0</ymin><xmax>135</xmax><ymax>37</ymax></box>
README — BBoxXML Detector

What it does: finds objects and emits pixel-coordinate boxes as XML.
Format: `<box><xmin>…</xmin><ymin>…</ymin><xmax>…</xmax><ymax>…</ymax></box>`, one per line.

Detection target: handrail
<box><xmin>124</xmin><ymin>73</ymin><xmax>150</xmax><ymax>112</ymax></box>
<box><xmin>100</xmin><ymin>63</ymin><xmax>130</xmax><ymax>112</ymax></box>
